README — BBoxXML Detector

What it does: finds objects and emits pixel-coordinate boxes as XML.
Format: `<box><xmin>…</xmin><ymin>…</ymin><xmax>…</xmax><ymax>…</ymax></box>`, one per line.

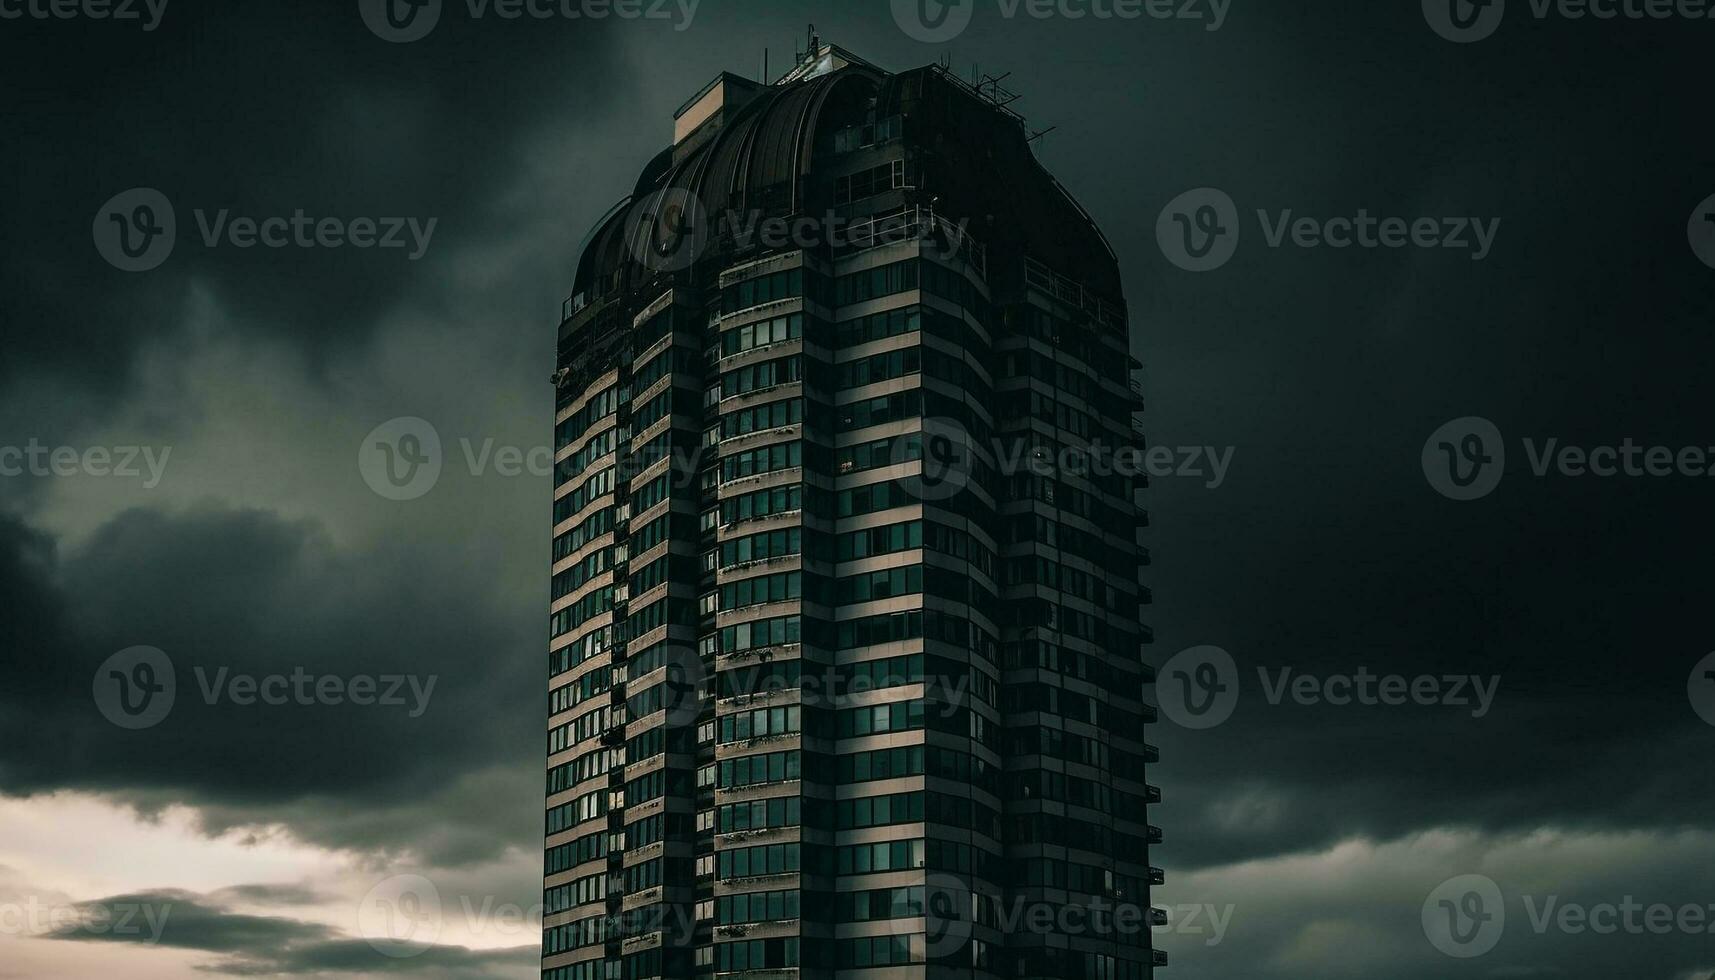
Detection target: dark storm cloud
<box><xmin>1038</xmin><ymin>2</ymin><xmax>1715</xmax><ymax>878</ymax></box>
<box><xmin>40</xmin><ymin>887</ymin><xmax>534</xmax><ymax>977</ymax></box>
<box><xmin>0</xmin><ymin>505</ymin><xmax>543</xmax><ymax>864</ymax></box>
<box><xmin>206</xmin><ymin>883</ymin><xmax>332</xmax><ymax>908</ymax></box>
<box><xmin>0</xmin><ymin>0</ymin><xmax>629</xmax><ymax>401</ymax></box>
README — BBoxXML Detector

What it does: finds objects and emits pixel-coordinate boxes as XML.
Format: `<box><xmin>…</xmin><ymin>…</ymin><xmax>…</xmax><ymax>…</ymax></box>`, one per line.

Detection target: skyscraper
<box><xmin>545</xmin><ymin>36</ymin><xmax>1159</xmax><ymax>980</ymax></box>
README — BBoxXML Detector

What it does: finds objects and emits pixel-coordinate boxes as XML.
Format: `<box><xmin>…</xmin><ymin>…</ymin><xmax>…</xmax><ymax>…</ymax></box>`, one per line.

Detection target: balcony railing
<box><xmin>831</xmin><ymin>204</ymin><xmax>988</xmax><ymax>279</ymax></box>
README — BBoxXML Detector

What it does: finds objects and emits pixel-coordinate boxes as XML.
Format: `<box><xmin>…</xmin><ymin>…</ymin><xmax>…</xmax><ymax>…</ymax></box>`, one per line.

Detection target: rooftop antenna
<box><xmin>978</xmin><ymin>71</ymin><xmax>1022</xmax><ymax>108</ymax></box>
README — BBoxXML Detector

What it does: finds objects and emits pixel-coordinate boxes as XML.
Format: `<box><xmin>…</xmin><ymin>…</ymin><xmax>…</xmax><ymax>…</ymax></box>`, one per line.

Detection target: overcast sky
<box><xmin>2</xmin><ymin>1</ymin><xmax>1713</xmax><ymax>978</ymax></box>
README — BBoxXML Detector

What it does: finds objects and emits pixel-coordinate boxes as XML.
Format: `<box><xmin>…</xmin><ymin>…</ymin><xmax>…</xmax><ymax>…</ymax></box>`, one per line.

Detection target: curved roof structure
<box><xmin>571</xmin><ymin>49</ymin><xmax>1122</xmax><ymax>311</ymax></box>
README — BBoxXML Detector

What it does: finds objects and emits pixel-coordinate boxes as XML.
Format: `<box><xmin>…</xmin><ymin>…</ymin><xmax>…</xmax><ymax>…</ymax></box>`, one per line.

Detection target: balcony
<box><xmin>1146</xmin><ymin>824</ymin><xmax>1164</xmax><ymax>845</ymax></box>
<box><xmin>1139</xmin><ymin>704</ymin><xmax>1157</xmax><ymax>724</ymax></box>
<box><xmin>1152</xmin><ymin>949</ymin><xmax>1170</xmax><ymax>967</ymax></box>
<box><xmin>1144</xmin><ymin>784</ymin><xmax>1162</xmax><ymax>805</ymax></box>
<box><xmin>831</xmin><ymin>204</ymin><xmax>989</xmax><ymax>278</ymax></box>
<box><xmin>1147</xmin><ymin>866</ymin><xmax>1165</xmax><ymax>886</ymax></box>
<box><xmin>1143</xmin><ymin>743</ymin><xmax>1160</xmax><ymax>764</ymax></box>
<box><xmin>1148</xmin><ymin>907</ymin><xmax>1169</xmax><ymax>927</ymax></box>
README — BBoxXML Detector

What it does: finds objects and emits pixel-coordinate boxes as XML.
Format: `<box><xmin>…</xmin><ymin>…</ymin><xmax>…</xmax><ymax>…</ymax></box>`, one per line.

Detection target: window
<box><xmin>832</xmin><ymin>115</ymin><xmax>902</xmax><ymax>153</ymax></box>
<box><xmin>716</xmin><ymin>750</ymin><xmax>801</xmax><ymax>788</ymax></box>
<box><xmin>720</xmin><ymin>355</ymin><xmax>802</xmax><ymax>398</ymax></box>
<box><xmin>719</xmin><ymin>571</ymin><xmax>802</xmax><ymax>610</ymax></box>
<box><xmin>720</xmin><ymin>312</ymin><xmax>804</xmax><ymax>356</ymax></box>
<box><xmin>721</xmin><ymin>268</ymin><xmax>805</xmax><ymax>314</ymax></box>
<box><xmin>721</xmin><ymin>441</ymin><xmax>802</xmax><ymax>483</ymax></box>
<box><xmin>716</xmin><ymin>842</ymin><xmax>799</xmax><ymax>879</ymax></box>
<box><xmin>833</xmin><ymin>160</ymin><xmax>908</xmax><ymax>205</ymax></box>
<box><xmin>721</xmin><ymin>398</ymin><xmax>803</xmax><ymax>438</ymax></box>
<box><xmin>718</xmin><ymin>615</ymin><xmax>801</xmax><ymax>654</ymax></box>
<box><xmin>720</xmin><ymin>485</ymin><xmax>802</xmax><ymax>524</ymax></box>
<box><xmin>834</xmin><ymin>258</ymin><xmax>919</xmax><ymax>306</ymax></box>
<box><xmin>715</xmin><ymin>889</ymin><xmax>800</xmax><ymax>925</ymax></box>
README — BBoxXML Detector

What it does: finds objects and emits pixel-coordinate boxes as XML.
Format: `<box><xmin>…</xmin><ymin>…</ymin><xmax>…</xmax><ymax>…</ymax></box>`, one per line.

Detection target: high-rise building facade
<box><xmin>544</xmin><ymin>39</ymin><xmax>1160</xmax><ymax>980</ymax></box>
